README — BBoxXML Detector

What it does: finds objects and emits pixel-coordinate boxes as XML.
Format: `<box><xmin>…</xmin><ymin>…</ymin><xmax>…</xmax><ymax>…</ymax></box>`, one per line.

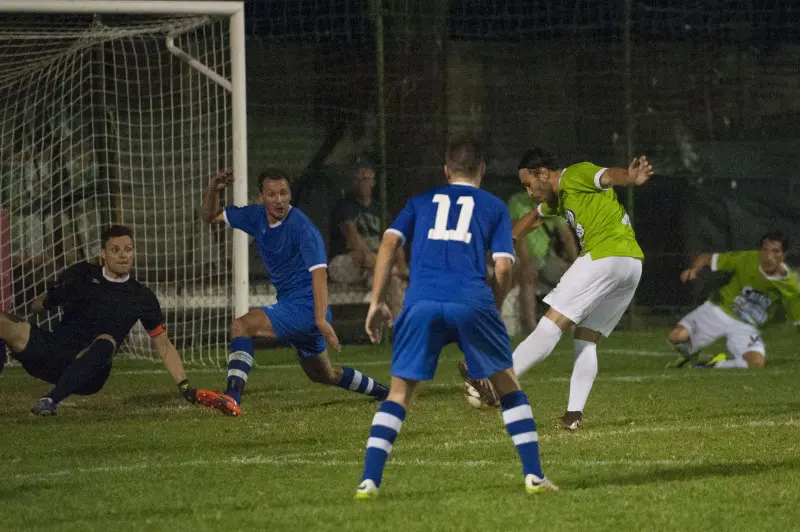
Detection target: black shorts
<box><xmin>16</xmin><ymin>325</ymin><xmax>111</xmax><ymax>395</ymax></box>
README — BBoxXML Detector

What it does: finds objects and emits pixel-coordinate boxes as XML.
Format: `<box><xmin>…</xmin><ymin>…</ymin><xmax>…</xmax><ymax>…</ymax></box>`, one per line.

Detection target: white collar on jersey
<box><xmin>102</xmin><ymin>266</ymin><xmax>130</xmax><ymax>283</ymax></box>
<box><xmin>269</xmin><ymin>205</ymin><xmax>292</xmax><ymax>228</ymax></box>
<box><xmin>450</xmin><ymin>181</ymin><xmax>478</xmax><ymax>188</ymax></box>
<box><xmin>759</xmin><ymin>263</ymin><xmax>789</xmax><ymax>281</ymax></box>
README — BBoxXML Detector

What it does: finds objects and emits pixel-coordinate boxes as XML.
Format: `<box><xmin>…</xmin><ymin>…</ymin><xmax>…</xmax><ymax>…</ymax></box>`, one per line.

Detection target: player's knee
<box><xmin>93</xmin><ymin>334</ymin><xmax>117</xmax><ymax>351</ymax></box>
<box><xmin>745</xmin><ymin>352</ymin><xmax>765</xmax><ymax>369</ymax></box>
<box><xmin>230</xmin><ymin>317</ymin><xmax>248</xmax><ymax>338</ymax></box>
<box><xmin>667</xmin><ymin>326</ymin><xmax>689</xmax><ymax>345</ymax></box>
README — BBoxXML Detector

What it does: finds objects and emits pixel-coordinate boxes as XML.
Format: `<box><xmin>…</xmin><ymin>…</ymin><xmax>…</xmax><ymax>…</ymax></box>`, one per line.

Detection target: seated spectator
<box><xmin>329</xmin><ymin>163</ymin><xmax>408</xmax><ymax>317</ymax></box>
<box><xmin>508</xmin><ymin>191</ymin><xmax>579</xmax><ymax>335</ymax></box>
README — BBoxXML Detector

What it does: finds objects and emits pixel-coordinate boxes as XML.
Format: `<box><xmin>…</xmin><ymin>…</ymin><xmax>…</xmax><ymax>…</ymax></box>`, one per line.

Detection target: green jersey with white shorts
<box><xmin>538</xmin><ymin>162</ymin><xmax>643</xmax><ymax>260</ymax></box>
<box><xmin>710</xmin><ymin>250</ymin><xmax>800</xmax><ymax>329</ymax></box>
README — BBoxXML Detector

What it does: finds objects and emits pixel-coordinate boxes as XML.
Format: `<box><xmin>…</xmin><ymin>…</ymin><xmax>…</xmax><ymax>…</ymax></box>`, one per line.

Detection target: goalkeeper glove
<box><xmin>178</xmin><ymin>379</ymin><xmax>198</xmax><ymax>403</ymax></box>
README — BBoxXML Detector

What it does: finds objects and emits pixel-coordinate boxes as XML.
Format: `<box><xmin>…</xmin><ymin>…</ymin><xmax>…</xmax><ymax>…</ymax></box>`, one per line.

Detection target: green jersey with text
<box><xmin>538</xmin><ymin>162</ymin><xmax>643</xmax><ymax>260</ymax></box>
<box><xmin>710</xmin><ymin>250</ymin><xmax>800</xmax><ymax>329</ymax></box>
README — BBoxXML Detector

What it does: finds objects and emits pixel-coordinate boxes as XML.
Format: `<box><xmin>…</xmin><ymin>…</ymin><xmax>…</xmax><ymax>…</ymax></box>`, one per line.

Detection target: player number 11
<box><xmin>427</xmin><ymin>194</ymin><xmax>474</xmax><ymax>244</ymax></box>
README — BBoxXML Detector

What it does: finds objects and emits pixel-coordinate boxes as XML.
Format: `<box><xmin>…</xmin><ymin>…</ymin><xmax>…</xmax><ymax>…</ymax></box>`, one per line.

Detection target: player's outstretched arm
<box><xmin>151</xmin><ymin>331</ymin><xmax>197</xmax><ymax>403</ymax></box>
<box><xmin>511</xmin><ymin>209</ymin><xmax>541</xmax><ymax>245</ymax></box>
<box><xmin>200</xmin><ymin>169</ymin><xmax>234</xmax><ymax>225</ymax></box>
<box><xmin>365</xmin><ymin>233</ymin><xmax>400</xmax><ymax>344</ymax></box>
<box><xmin>599</xmin><ymin>155</ymin><xmax>654</xmax><ymax>187</ymax></box>
<box><xmin>680</xmin><ymin>253</ymin><xmax>713</xmax><ymax>283</ymax></box>
<box><xmin>311</xmin><ymin>267</ymin><xmax>341</xmax><ymax>352</ymax></box>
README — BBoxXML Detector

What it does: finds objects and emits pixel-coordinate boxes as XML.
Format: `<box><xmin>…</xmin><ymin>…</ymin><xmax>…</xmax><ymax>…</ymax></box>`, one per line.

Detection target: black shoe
<box><xmin>30</xmin><ymin>398</ymin><xmax>57</xmax><ymax>417</ymax></box>
<box><xmin>458</xmin><ymin>360</ymin><xmax>499</xmax><ymax>407</ymax></box>
<box><xmin>560</xmin><ymin>410</ymin><xmax>582</xmax><ymax>431</ymax></box>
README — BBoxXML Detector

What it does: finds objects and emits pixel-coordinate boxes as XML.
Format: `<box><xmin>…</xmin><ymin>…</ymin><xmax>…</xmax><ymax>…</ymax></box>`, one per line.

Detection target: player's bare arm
<box><xmin>493</xmin><ymin>257</ymin><xmax>514</xmax><ymax>311</ymax></box>
<box><xmin>151</xmin><ymin>331</ymin><xmax>197</xmax><ymax>403</ymax></box>
<box><xmin>557</xmin><ymin>226</ymin><xmax>580</xmax><ymax>262</ymax></box>
<box><xmin>365</xmin><ymin>232</ymin><xmax>400</xmax><ymax>343</ymax></box>
<box><xmin>511</xmin><ymin>209</ymin><xmax>541</xmax><ymax>244</ymax></box>
<box><xmin>598</xmin><ymin>155</ymin><xmax>654</xmax><ymax>187</ymax></box>
<box><xmin>200</xmin><ymin>169</ymin><xmax>234</xmax><ymax>224</ymax></box>
<box><xmin>680</xmin><ymin>253</ymin><xmax>713</xmax><ymax>283</ymax></box>
<box><xmin>311</xmin><ymin>267</ymin><xmax>340</xmax><ymax>351</ymax></box>
<box><xmin>341</xmin><ymin>220</ymin><xmax>377</xmax><ymax>267</ymax></box>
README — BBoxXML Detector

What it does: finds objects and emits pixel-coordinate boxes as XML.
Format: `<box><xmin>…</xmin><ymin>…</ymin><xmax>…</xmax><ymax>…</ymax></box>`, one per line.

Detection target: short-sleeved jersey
<box><xmin>329</xmin><ymin>195</ymin><xmax>382</xmax><ymax>257</ymax></box>
<box><xmin>508</xmin><ymin>191</ymin><xmax>568</xmax><ymax>263</ymax></box>
<box><xmin>388</xmin><ymin>182</ymin><xmax>515</xmax><ymax>309</ymax></box>
<box><xmin>225</xmin><ymin>205</ymin><xmax>327</xmax><ymax>301</ymax></box>
<box><xmin>538</xmin><ymin>162</ymin><xmax>643</xmax><ymax>260</ymax></box>
<box><xmin>709</xmin><ymin>250</ymin><xmax>800</xmax><ymax>329</ymax></box>
<box><xmin>43</xmin><ymin>262</ymin><xmax>165</xmax><ymax>350</ymax></box>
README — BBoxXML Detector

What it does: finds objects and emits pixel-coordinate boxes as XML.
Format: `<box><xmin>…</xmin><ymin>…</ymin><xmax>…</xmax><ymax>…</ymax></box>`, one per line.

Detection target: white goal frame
<box><xmin>0</xmin><ymin>0</ymin><xmax>250</xmax><ymax>321</ymax></box>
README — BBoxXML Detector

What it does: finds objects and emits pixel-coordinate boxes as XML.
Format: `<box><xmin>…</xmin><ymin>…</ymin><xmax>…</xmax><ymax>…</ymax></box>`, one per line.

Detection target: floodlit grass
<box><xmin>2</xmin><ymin>329</ymin><xmax>799</xmax><ymax>531</ymax></box>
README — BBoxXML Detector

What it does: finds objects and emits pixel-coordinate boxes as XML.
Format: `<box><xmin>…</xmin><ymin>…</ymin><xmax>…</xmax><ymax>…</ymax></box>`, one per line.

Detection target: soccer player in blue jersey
<box><xmin>195</xmin><ymin>168</ymin><xmax>389</xmax><ymax>416</ymax></box>
<box><xmin>354</xmin><ymin>139</ymin><xmax>557</xmax><ymax>500</ymax></box>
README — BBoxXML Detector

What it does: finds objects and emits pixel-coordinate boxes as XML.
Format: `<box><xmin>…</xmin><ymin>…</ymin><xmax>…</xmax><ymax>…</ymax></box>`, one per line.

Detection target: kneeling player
<box><xmin>667</xmin><ymin>231</ymin><xmax>800</xmax><ymax>369</ymax></box>
<box><xmin>196</xmin><ymin>169</ymin><xmax>389</xmax><ymax>416</ymax></box>
<box><xmin>0</xmin><ymin>225</ymin><xmax>198</xmax><ymax>416</ymax></box>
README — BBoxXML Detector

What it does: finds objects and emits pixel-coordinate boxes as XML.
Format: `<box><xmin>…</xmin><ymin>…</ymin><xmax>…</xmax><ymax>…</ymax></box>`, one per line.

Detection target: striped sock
<box><xmin>361</xmin><ymin>400</ymin><xmax>406</xmax><ymax>487</ymax></box>
<box><xmin>339</xmin><ymin>367</ymin><xmax>389</xmax><ymax>400</ymax></box>
<box><xmin>501</xmin><ymin>390</ymin><xmax>544</xmax><ymax>478</ymax></box>
<box><xmin>225</xmin><ymin>337</ymin><xmax>254</xmax><ymax>404</ymax></box>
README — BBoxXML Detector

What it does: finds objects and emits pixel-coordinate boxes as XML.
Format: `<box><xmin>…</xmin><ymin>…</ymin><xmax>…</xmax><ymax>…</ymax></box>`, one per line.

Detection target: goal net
<box><xmin>0</xmin><ymin>3</ymin><xmax>247</xmax><ymax>366</ymax></box>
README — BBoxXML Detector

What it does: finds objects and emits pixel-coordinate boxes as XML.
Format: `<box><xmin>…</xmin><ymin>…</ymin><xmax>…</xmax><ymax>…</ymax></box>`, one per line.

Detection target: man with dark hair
<box><xmin>0</xmin><ymin>225</ymin><xmax>198</xmax><ymax>416</ymax></box>
<box><xmin>461</xmin><ymin>148</ymin><xmax>653</xmax><ymax>431</ymax></box>
<box><xmin>355</xmin><ymin>137</ymin><xmax>556</xmax><ymax>500</ymax></box>
<box><xmin>329</xmin><ymin>162</ymin><xmax>408</xmax><ymax>317</ymax></box>
<box><xmin>197</xmin><ymin>169</ymin><xmax>390</xmax><ymax>417</ymax></box>
<box><xmin>667</xmin><ymin>231</ymin><xmax>800</xmax><ymax>369</ymax></box>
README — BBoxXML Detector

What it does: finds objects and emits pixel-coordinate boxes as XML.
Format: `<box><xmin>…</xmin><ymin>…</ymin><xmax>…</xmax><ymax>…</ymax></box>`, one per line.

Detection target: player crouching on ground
<box><xmin>0</xmin><ymin>225</ymin><xmax>198</xmax><ymax>416</ymax></box>
<box><xmin>667</xmin><ymin>231</ymin><xmax>800</xmax><ymax>369</ymax></box>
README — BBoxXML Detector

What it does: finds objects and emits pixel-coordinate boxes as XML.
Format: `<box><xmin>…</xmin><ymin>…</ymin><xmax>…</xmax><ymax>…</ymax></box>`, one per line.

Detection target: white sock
<box><xmin>567</xmin><ymin>339</ymin><xmax>598</xmax><ymax>412</ymax></box>
<box><xmin>513</xmin><ymin>317</ymin><xmax>563</xmax><ymax>376</ymax></box>
<box><xmin>714</xmin><ymin>358</ymin><xmax>748</xmax><ymax>369</ymax></box>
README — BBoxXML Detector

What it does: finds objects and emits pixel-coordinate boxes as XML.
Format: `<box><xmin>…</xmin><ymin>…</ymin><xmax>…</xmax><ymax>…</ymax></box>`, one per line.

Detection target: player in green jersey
<box><xmin>460</xmin><ymin>147</ymin><xmax>653</xmax><ymax>430</ymax></box>
<box><xmin>667</xmin><ymin>231</ymin><xmax>800</xmax><ymax>369</ymax></box>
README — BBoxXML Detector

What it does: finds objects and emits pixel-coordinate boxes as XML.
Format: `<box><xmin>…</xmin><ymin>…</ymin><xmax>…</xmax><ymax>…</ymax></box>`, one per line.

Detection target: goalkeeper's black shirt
<box><xmin>42</xmin><ymin>262</ymin><xmax>166</xmax><ymax>349</ymax></box>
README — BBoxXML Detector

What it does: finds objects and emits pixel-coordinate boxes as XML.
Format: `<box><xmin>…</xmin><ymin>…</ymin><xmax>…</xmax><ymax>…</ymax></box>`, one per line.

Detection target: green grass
<box><xmin>2</xmin><ymin>329</ymin><xmax>799</xmax><ymax>531</ymax></box>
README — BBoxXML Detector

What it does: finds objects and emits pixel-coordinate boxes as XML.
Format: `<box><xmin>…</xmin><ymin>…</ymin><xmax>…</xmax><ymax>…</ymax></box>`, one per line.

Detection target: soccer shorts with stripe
<box><xmin>391</xmin><ymin>300</ymin><xmax>512</xmax><ymax>381</ymax></box>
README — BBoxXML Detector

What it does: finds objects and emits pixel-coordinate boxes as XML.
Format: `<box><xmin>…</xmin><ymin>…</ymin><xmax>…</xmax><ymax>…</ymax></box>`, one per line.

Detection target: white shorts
<box><xmin>543</xmin><ymin>253</ymin><xmax>642</xmax><ymax>336</ymax></box>
<box><xmin>678</xmin><ymin>301</ymin><xmax>765</xmax><ymax>360</ymax></box>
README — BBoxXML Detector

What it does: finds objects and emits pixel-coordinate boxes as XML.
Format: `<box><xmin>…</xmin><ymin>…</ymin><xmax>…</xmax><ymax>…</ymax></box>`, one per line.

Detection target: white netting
<box><xmin>0</xmin><ymin>12</ymin><xmax>236</xmax><ymax>365</ymax></box>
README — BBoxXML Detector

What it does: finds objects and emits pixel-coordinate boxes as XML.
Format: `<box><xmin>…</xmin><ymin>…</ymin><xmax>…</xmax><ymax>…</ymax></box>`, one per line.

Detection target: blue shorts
<box><xmin>261</xmin><ymin>299</ymin><xmax>333</xmax><ymax>358</ymax></box>
<box><xmin>391</xmin><ymin>300</ymin><xmax>512</xmax><ymax>381</ymax></box>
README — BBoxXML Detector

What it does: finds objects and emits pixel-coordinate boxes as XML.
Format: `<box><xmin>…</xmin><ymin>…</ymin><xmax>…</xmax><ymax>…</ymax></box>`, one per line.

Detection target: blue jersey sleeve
<box><xmin>387</xmin><ymin>199</ymin><xmax>415</xmax><ymax>245</ymax></box>
<box><xmin>224</xmin><ymin>205</ymin><xmax>257</xmax><ymax>236</ymax></box>
<box><xmin>298</xmin><ymin>223</ymin><xmax>328</xmax><ymax>272</ymax></box>
<box><xmin>491</xmin><ymin>203</ymin><xmax>515</xmax><ymax>263</ymax></box>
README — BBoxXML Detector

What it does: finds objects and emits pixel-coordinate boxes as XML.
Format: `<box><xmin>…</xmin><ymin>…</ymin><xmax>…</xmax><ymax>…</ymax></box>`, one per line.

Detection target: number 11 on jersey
<box><xmin>427</xmin><ymin>194</ymin><xmax>474</xmax><ymax>244</ymax></box>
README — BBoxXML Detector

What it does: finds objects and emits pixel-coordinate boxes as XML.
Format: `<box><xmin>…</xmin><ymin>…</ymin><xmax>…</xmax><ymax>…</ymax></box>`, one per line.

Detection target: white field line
<box><xmin>9</xmin><ymin>418</ymin><xmax>799</xmax><ymax>483</ymax></box>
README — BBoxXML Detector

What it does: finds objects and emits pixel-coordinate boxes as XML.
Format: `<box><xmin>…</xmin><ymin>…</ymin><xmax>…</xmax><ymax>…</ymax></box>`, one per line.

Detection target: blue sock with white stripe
<box><xmin>225</xmin><ymin>337</ymin><xmax>254</xmax><ymax>404</ymax></box>
<box><xmin>338</xmin><ymin>366</ymin><xmax>389</xmax><ymax>400</ymax></box>
<box><xmin>501</xmin><ymin>390</ymin><xmax>544</xmax><ymax>478</ymax></box>
<box><xmin>361</xmin><ymin>400</ymin><xmax>406</xmax><ymax>487</ymax></box>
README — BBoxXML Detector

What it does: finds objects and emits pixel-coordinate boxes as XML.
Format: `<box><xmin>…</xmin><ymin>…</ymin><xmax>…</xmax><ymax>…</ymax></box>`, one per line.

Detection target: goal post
<box><xmin>0</xmin><ymin>0</ymin><xmax>249</xmax><ymax>365</ymax></box>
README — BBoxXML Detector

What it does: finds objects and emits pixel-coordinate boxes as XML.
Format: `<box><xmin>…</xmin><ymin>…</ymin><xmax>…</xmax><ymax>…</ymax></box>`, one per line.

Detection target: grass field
<box><xmin>2</xmin><ymin>328</ymin><xmax>799</xmax><ymax>531</ymax></box>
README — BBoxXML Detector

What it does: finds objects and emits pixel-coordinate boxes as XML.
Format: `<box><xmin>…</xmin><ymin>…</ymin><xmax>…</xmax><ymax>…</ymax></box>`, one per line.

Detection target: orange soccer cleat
<box><xmin>196</xmin><ymin>389</ymin><xmax>242</xmax><ymax>417</ymax></box>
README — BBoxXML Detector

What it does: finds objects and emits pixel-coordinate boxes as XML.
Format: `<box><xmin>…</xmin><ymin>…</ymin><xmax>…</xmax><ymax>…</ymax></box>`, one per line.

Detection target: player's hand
<box><xmin>208</xmin><ymin>169</ymin><xmax>234</xmax><ymax>190</ymax></box>
<box><xmin>178</xmin><ymin>379</ymin><xmax>198</xmax><ymax>403</ymax></box>
<box><xmin>627</xmin><ymin>155</ymin><xmax>654</xmax><ymax>185</ymax></box>
<box><xmin>316</xmin><ymin>319</ymin><xmax>341</xmax><ymax>352</ymax></box>
<box><xmin>365</xmin><ymin>302</ymin><xmax>393</xmax><ymax>344</ymax></box>
<box><xmin>680</xmin><ymin>267</ymin><xmax>700</xmax><ymax>283</ymax></box>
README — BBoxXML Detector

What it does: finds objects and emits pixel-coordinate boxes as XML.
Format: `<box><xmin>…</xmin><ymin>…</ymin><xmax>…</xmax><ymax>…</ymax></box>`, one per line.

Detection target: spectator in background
<box><xmin>508</xmin><ymin>191</ymin><xmax>579</xmax><ymax>335</ymax></box>
<box><xmin>329</xmin><ymin>161</ymin><xmax>408</xmax><ymax>317</ymax></box>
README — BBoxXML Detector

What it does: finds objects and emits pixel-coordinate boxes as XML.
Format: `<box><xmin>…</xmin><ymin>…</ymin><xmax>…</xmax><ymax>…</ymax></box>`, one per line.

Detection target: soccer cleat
<box><xmin>30</xmin><ymin>398</ymin><xmax>57</xmax><ymax>417</ymax></box>
<box><xmin>525</xmin><ymin>474</ymin><xmax>559</xmax><ymax>494</ymax></box>
<box><xmin>693</xmin><ymin>353</ymin><xmax>727</xmax><ymax>369</ymax></box>
<box><xmin>458</xmin><ymin>360</ymin><xmax>499</xmax><ymax>408</ymax></box>
<box><xmin>560</xmin><ymin>410</ymin><xmax>582</xmax><ymax>431</ymax></box>
<box><xmin>354</xmin><ymin>479</ymin><xmax>379</xmax><ymax>500</ymax></box>
<box><xmin>196</xmin><ymin>390</ymin><xmax>242</xmax><ymax>417</ymax></box>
